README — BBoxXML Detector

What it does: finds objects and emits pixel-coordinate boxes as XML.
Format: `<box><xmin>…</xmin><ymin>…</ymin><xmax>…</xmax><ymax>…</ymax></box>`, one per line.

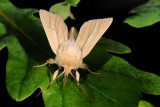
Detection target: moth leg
<box><xmin>80</xmin><ymin>63</ymin><xmax>101</xmax><ymax>75</ymax></box>
<box><xmin>75</xmin><ymin>70</ymin><xmax>80</xmax><ymax>89</ymax></box>
<box><xmin>63</xmin><ymin>71</ymin><xmax>68</xmax><ymax>87</ymax></box>
<box><xmin>33</xmin><ymin>58</ymin><xmax>56</xmax><ymax>67</ymax></box>
<box><xmin>63</xmin><ymin>76</ymin><xmax>66</xmax><ymax>87</ymax></box>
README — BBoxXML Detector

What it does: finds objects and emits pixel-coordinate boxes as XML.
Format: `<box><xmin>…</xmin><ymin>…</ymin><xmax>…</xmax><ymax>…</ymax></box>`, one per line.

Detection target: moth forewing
<box><xmin>75</xmin><ymin>18</ymin><xmax>113</xmax><ymax>58</ymax></box>
<box><xmin>39</xmin><ymin>9</ymin><xmax>68</xmax><ymax>54</ymax></box>
<box><xmin>75</xmin><ymin>20</ymin><xmax>97</xmax><ymax>50</ymax></box>
<box><xmin>39</xmin><ymin>10</ymin><xmax>58</xmax><ymax>54</ymax></box>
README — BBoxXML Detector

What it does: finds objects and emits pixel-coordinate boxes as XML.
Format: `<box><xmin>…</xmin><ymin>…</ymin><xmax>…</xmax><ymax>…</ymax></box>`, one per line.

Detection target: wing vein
<box><xmin>82</xmin><ymin>20</ymin><xmax>98</xmax><ymax>52</ymax></box>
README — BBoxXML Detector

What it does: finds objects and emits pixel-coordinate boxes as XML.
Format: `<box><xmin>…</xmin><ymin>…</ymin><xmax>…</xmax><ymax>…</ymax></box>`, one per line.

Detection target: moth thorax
<box><xmin>55</xmin><ymin>42</ymin><xmax>82</xmax><ymax>69</ymax></box>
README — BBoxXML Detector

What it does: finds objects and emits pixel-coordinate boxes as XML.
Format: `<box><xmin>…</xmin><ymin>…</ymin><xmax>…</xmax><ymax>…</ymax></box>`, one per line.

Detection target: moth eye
<box><xmin>59</xmin><ymin>67</ymin><xmax>64</xmax><ymax>72</ymax></box>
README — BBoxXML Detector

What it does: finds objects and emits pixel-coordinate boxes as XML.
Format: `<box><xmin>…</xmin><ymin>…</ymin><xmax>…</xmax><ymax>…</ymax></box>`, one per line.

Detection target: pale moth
<box><xmin>34</xmin><ymin>9</ymin><xmax>113</xmax><ymax>97</ymax></box>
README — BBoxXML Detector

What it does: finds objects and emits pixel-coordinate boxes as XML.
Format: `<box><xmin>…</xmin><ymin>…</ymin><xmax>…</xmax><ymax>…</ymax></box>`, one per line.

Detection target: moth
<box><xmin>34</xmin><ymin>9</ymin><xmax>113</xmax><ymax>97</ymax></box>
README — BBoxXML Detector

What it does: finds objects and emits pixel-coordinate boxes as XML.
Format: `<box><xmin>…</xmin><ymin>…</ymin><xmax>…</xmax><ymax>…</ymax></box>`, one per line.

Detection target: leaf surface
<box><xmin>124</xmin><ymin>0</ymin><xmax>160</xmax><ymax>28</ymax></box>
<box><xmin>49</xmin><ymin>2</ymin><xmax>75</xmax><ymax>20</ymax></box>
<box><xmin>65</xmin><ymin>0</ymin><xmax>80</xmax><ymax>6</ymax></box>
<box><xmin>138</xmin><ymin>100</ymin><xmax>155</xmax><ymax>107</ymax></box>
<box><xmin>0</xmin><ymin>22</ymin><xmax>6</xmax><ymax>37</ymax></box>
<box><xmin>98</xmin><ymin>38</ymin><xmax>131</xmax><ymax>54</ymax></box>
<box><xmin>0</xmin><ymin>0</ymin><xmax>160</xmax><ymax>107</ymax></box>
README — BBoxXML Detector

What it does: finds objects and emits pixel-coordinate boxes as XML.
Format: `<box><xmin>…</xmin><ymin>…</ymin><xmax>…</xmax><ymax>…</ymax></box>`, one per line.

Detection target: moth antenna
<box><xmin>36</xmin><ymin>70</ymin><xmax>65</xmax><ymax>97</ymax></box>
<box><xmin>47</xmin><ymin>70</ymin><xmax>59</xmax><ymax>89</ymax></box>
<box><xmin>70</xmin><ymin>72</ymin><xmax>91</xmax><ymax>101</ymax></box>
<box><xmin>36</xmin><ymin>82</ymin><xmax>50</xmax><ymax>97</ymax></box>
<box><xmin>47</xmin><ymin>70</ymin><xmax>65</xmax><ymax>89</ymax></box>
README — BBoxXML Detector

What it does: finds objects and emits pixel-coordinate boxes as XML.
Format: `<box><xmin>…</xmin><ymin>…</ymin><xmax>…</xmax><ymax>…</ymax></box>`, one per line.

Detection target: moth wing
<box><xmin>75</xmin><ymin>18</ymin><xmax>113</xmax><ymax>58</ymax></box>
<box><xmin>39</xmin><ymin>9</ymin><xmax>68</xmax><ymax>54</ymax></box>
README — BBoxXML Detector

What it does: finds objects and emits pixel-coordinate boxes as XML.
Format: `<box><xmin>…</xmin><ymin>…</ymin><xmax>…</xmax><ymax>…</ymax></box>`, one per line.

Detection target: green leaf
<box><xmin>65</xmin><ymin>0</ymin><xmax>80</xmax><ymax>6</ymax></box>
<box><xmin>0</xmin><ymin>22</ymin><xmax>6</xmax><ymax>37</ymax></box>
<box><xmin>1</xmin><ymin>0</ymin><xmax>160</xmax><ymax>107</ymax></box>
<box><xmin>0</xmin><ymin>0</ymin><xmax>52</xmax><ymax>101</ymax></box>
<box><xmin>49</xmin><ymin>2</ymin><xmax>75</xmax><ymax>20</ymax></box>
<box><xmin>138</xmin><ymin>100</ymin><xmax>155</xmax><ymax>107</ymax></box>
<box><xmin>99</xmin><ymin>38</ymin><xmax>131</xmax><ymax>54</ymax></box>
<box><xmin>124</xmin><ymin>0</ymin><xmax>160</xmax><ymax>28</ymax></box>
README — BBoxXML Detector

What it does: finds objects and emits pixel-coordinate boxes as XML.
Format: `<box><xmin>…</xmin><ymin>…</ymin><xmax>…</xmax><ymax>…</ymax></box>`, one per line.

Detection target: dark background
<box><xmin>1</xmin><ymin>0</ymin><xmax>160</xmax><ymax>106</ymax></box>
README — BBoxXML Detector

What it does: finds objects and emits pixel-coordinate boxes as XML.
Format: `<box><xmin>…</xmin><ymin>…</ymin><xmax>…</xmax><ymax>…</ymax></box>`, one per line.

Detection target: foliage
<box><xmin>0</xmin><ymin>0</ymin><xmax>160</xmax><ymax>107</ymax></box>
<box><xmin>124</xmin><ymin>0</ymin><xmax>160</xmax><ymax>28</ymax></box>
<box><xmin>0</xmin><ymin>22</ymin><xmax>6</xmax><ymax>37</ymax></box>
<box><xmin>138</xmin><ymin>100</ymin><xmax>154</xmax><ymax>107</ymax></box>
<box><xmin>49</xmin><ymin>0</ymin><xmax>80</xmax><ymax>20</ymax></box>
